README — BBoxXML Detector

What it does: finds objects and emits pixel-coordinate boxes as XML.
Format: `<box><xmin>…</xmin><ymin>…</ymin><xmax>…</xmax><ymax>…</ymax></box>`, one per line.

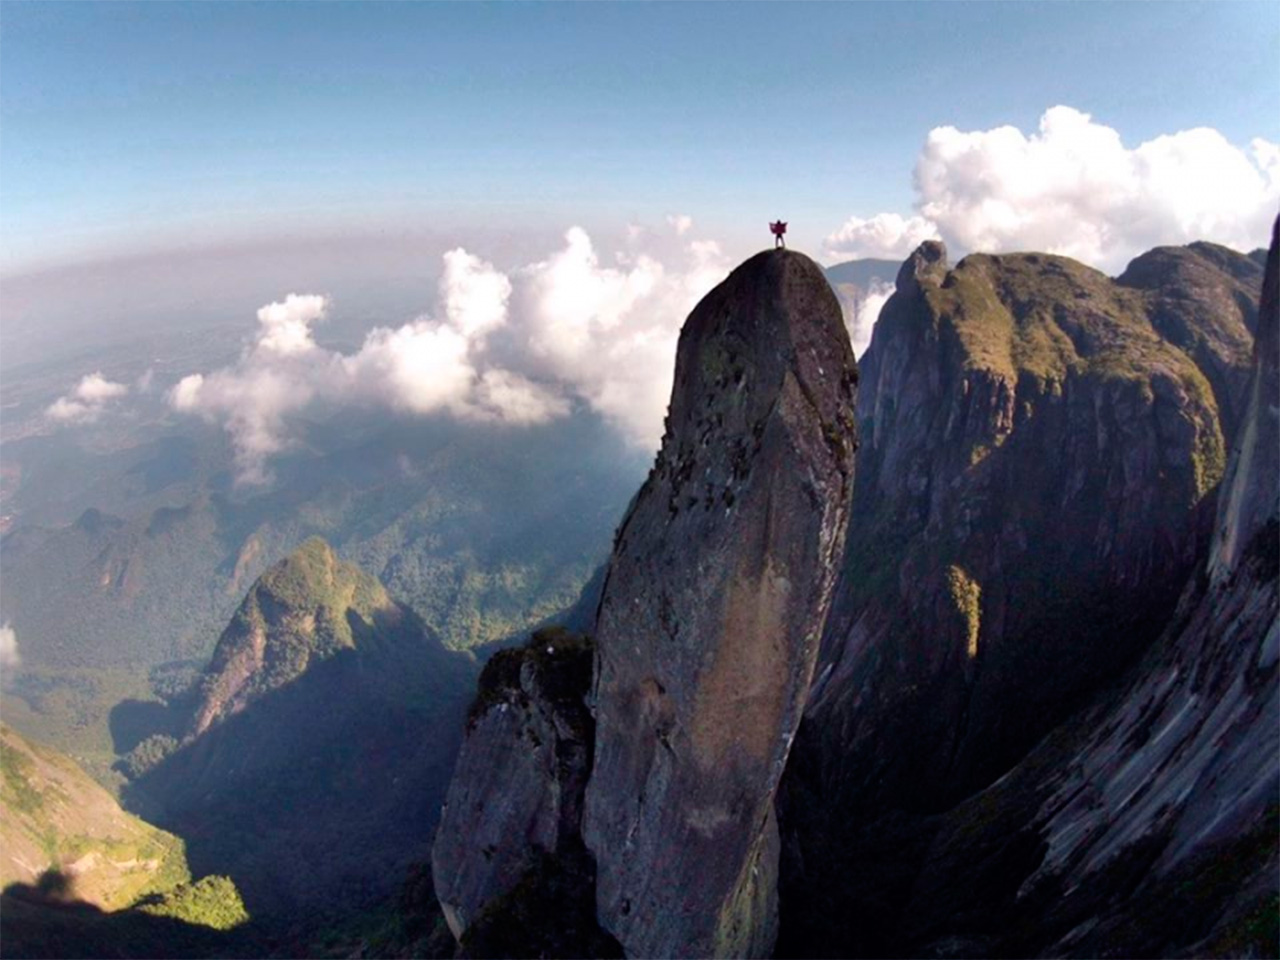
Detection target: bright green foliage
<box><xmin>134</xmin><ymin>875</ymin><xmax>249</xmax><ymax>930</ymax></box>
<box><xmin>1</xmin><ymin>737</ymin><xmax>48</xmax><ymax>814</ymax></box>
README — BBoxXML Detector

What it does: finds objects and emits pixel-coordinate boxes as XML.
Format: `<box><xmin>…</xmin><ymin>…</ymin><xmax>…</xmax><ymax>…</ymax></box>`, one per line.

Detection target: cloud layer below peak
<box><xmin>167</xmin><ymin>222</ymin><xmax>729</xmax><ymax>484</ymax></box>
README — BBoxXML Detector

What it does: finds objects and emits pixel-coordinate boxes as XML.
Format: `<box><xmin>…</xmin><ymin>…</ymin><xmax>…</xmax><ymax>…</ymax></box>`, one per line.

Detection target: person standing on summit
<box><xmin>770</xmin><ymin>220</ymin><xmax>787</xmax><ymax>248</ymax></box>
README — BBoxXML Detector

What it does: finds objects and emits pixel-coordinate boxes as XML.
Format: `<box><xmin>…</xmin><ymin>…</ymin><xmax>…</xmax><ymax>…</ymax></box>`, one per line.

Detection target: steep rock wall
<box><xmin>582</xmin><ymin>249</ymin><xmax>858</xmax><ymax>958</ymax></box>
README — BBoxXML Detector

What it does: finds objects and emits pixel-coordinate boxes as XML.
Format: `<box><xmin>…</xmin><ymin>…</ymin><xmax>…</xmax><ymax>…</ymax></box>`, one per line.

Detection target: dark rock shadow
<box><xmin>108</xmin><ymin>699</ymin><xmax>184</xmax><ymax>755</ymax></box>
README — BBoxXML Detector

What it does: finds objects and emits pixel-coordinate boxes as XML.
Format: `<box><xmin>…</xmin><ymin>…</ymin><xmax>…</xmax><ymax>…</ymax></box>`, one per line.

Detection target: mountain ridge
<box><xmin>124</xmin><ymin>537</ymin><xmax>477</xmax><ymax>918</ymax></box>
<box><xmin>432</xmin><ymin>234</ymin><xmax>1275</xmax><ymax>960</ymax></box>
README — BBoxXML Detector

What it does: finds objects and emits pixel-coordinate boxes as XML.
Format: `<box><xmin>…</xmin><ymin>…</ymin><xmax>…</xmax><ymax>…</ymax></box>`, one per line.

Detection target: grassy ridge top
<box><xmin>926</xmin><ymin>253</ymin><xmax>1211</xmax><ymax>388</ymax></box>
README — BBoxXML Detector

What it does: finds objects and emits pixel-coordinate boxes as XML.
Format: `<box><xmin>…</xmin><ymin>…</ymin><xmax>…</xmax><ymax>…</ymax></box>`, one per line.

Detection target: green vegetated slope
<box><xmin>0</xmin><ymin>720</ymin><xmax>254</xmax><ymax>957</ymax></box>
<box><xmin>0</xmin><ymin>413</ymin><xmax>643</xmax><ymax>791</ymax></box>
<box><xmin>125</xmin><ymin>537</ymin><xmax>478</xmax><ymax>919</ymax></box>
<box><xmin>0</xmin><ymin>722</ymin><xmax>190</xmax><ymax>910</ymax></box>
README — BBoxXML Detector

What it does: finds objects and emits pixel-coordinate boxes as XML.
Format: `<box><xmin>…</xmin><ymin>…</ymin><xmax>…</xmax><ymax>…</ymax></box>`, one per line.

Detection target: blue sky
<box><xmin>2</xmin><ymin>1</ymin><xmax>1277</xmax><ymax>273</ymax></box>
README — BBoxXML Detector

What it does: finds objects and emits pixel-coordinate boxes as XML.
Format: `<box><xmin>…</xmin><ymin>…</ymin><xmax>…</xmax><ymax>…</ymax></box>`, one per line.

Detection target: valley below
<box><xmin>1</xmin><ymin>231</ymin><xmax>1276</xmax><ymax>960</ymax></box>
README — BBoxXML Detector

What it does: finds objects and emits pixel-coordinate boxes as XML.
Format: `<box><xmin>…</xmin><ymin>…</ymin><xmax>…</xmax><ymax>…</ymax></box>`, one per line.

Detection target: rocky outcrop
<box><xmin>795</xmin><ymin>242</ymin><xmax>1245</xmax><ymax>820</ymax></box>
<box><xmin>887</xmin><ymin>219</ymin><xmax>1280</xmax><ymax>960</ymax></box>
<box><xmin>581</xmin><ymin>249</ymin><xmax>858</xmax><ymax>959</ymax></box>
<box><xmin>430</xmin><ymin>236</ymin><xmax>1269</xmax><ymax>959</ymax></box>
<box><xmin>1118</xmin><ymin>241</ymin><xmax>1264</xmax><ymax>440</ymax></box>
<box><xmin>432</xmin><ymin>628</ymin><xmax>603</xmax><ymax>946</ymax></box>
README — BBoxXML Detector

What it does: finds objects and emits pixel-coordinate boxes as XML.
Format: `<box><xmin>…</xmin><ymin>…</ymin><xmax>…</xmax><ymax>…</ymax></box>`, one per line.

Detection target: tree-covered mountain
<box><xmin>0</xmin><ymin>412</ymin><xmax>644</xmax><ymax>783</ymax></box>
<box><xmin>124</xmin><ymin>537</ymin><xmax>477</xmax><ymax>920</ymax></box>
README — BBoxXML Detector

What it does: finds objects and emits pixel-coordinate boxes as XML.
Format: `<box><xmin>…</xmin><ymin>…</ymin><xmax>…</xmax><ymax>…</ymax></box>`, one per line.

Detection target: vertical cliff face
<box><xmin>1210</xmin><ymin>229</ymin><xmax>1280</xmax><ymax>583</ymax></box>
<box><xmin>432</xmin><ymin>628</ymin><xmax>605</xmax><ymax>949</ymax></box>
<box><xmin>778</xmin><ymin>234</ymin><xmax>1274</xmax><ymax>957</ymax></box>
<box><xmin>581</xmin><ymin>249</ymin><xmax>858</xmax><ymax>959</ymax></box>
<box><xmin>797</xmin><ymin>241</ymin><xmax>1248</xmax><ymax>820</ymax></box>
<box><xmin>890</xmin><ymin>220</ymin><xmax>1279</xmax><ymax>960</ymax></box>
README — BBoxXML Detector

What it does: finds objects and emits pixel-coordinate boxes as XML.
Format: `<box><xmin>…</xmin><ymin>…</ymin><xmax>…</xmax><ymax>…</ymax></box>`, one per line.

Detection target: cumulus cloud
<box><xmin>825</xmin><ymin>214</ymin><xmax>941</xmax><ymax>261</ymax></box>
<box><xmin>518</xmin><ymin>227</ymin><xmax>730</xmax><ymax>446</ymax></box>
<box><xmin>170</xmin><ymin>250</ymin><xmax>520</xmax><ymax>484</ymax></box>
<box><xmin>255</xmin><ymin>293</ymin><xmax>326</xmax><ymax>356</ymax></box>
<box><xmin>0</xmin><ymin>623</ymin><xmax>19</xmax><ymax>672</ymax></box>
<box><xmin>46</xmin><ymin>372</ymin><xmax>129</xmax><ymax>423</ymax></box>
<box><xmin>827</xmin><ymin>106</ymin><xmax>1280</xmax><ymax>273</ymax></box>
<box><xmin>440</xmin><ymin>248</ymin><xmax>512</xmax><ymax>340</ymax></box>
<box><xmin>169</xmin><ymin>227</ymin><xmax>728</xmax><ymax>483</ymax></box>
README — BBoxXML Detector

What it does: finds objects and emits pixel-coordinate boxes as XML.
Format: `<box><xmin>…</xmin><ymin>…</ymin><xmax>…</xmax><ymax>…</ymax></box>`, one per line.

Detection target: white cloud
<box><xmin>46</xmin><ymin>372</ymin><xmax>129</xmax><ymax>423</ymax></box>
<box><xmin>667</xmin><ymin>214</ymin><xmax>694</xmax><ymax>236</ymax></box>
<box><xmin>168</xmin><ymin>226</ymin><xmax>731</xmax><ymax>482</ymax></box>
<box><xmin>342</xmin><ymin>321</ymin><xmax>475</xmax><ymax>416</ymax></box>
<box><xmin>850</xmin><ymin>280</ymin><xmax>894</xmax><ymax>358</ymax></box>
<box><xmin>440</xmin><ymin>248</ymin><xmax>511</xmax><ymax>340</ymax></box>
<box><xmin>828</xmin><ymin>106</ymin><xmax>1280</xmax><ymax>273</ymax></box>
<box><xmin>255</xmin><ymin>293</ymin><xmax>326</xmax><ymax>356</ymax></box>
<box><xmin>0</xmin><ymin>623</ymin><xmax>19</xmax><ymax>672</ymax></box>
<box><xmin>825</xmin><ymin>213</ymin><xmax>941</xmax><ymax>262</ymax></box>
<box><xmin>473</xmin><ymin>369</ymin><xmax>571</xmax><ymax>424</ymax></box>
<box><xmin>519</xmin><ymin>227</ymin><xmax>730</xmax><ymax>446</ymax></box>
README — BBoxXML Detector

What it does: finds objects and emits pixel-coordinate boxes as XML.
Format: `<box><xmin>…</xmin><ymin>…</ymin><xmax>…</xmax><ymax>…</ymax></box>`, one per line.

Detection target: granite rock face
<box><xmin>892</xmin><ymin>218</ymin><xmax>1280</xmax><ymax>960</ymax></box>
<box><xmin>432</xmin><ymin>629</ymin><xmax>598</xmax><ymax>942</ymax></box>
<box><xmin>778</xmin><ymin>235</ymin><xmax>1274</xmax><ymax>957</ymax></box>
<box><xmin>581</xmin><ymin>249</ymin><xmax>858</xmax><ymax>959</ymax></box>
<box><xmin>796</xmin><ymin>242</ymin><xmax>1248</xmax><ymax>817</ymax></box>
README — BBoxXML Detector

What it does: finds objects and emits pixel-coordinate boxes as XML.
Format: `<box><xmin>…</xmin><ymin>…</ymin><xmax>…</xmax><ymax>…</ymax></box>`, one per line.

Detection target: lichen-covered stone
<box><xmin>581</xmin><ymin>249</ymin><xmax>858</xmax><ymax>959</ymax></box>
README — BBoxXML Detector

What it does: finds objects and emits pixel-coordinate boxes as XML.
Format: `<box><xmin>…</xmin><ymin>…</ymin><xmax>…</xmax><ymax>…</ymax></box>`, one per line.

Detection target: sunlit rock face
<box><xmin>582</xmin><ymin>249</ymin><xmax>858</xmax><ymax>959</ymax></box>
